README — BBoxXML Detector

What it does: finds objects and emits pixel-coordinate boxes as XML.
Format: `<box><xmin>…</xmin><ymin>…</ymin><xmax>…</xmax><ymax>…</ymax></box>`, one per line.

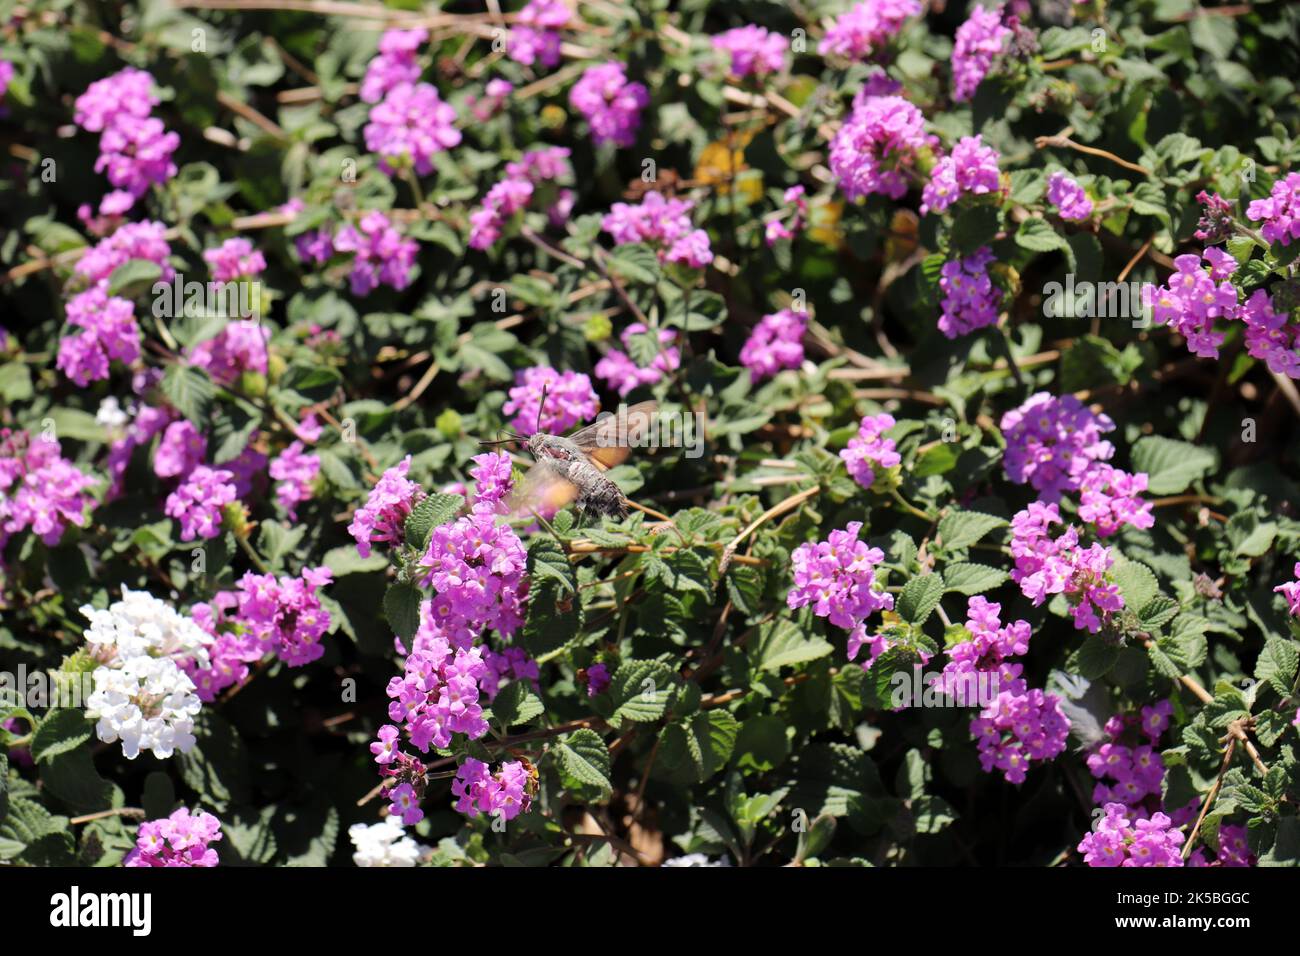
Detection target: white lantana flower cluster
<box><xmin>349</xmin><ymin>820</ymin><xmax>429</xmax><ymax>867</ymax></box>
<box><xmin>82</xmin><ymin>587</ymin><xmax>212</xmax><ymax>760</ymax></box>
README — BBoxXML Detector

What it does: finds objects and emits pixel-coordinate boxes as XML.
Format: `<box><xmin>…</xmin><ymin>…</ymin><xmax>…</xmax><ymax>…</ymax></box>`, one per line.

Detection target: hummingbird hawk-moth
<box><xmin>481</xmin><ymin>399</ymin><xmax>659</xmax><ymax>520</ymax></box>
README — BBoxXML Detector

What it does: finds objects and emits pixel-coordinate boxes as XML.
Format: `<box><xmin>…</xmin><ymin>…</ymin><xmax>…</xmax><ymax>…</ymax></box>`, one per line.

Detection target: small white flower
<box><xmin>349</xmin><ymin>820</ymin><xmax>428</xmax><ymax>867</ymax></box>
<box><xmin>95</xmin><ymin>396</ymin><xmax>129</xmax><ymax>429</ymax></box>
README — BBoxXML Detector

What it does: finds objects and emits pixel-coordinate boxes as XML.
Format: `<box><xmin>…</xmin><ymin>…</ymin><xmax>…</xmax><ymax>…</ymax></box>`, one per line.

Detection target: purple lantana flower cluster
<box><xmin>569</xmin><ymin>62</ymin><xmax>649</xmax><ymax>148</ymax></box>
<box><xmin>73</xmin><ymin>67</ymin><xmax>179</xmax><ymax>205</ymax></box>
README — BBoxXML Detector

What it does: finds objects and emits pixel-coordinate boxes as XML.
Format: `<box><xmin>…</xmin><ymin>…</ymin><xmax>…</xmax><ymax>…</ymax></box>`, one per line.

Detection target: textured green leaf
<box><xmin>942</xmin><ymin>562</ymin><xmax>1009</xmax><ymax>595</ymax></box>
<box><xmin>528</xmin><ymin>537</ymin><xmax>576</xmax><ymax>594</ymax></box>
<box><xmin>659</xmin><ymin>711</ymin><xmax>739</xmax><ymax>783</ymax></box>
<box><xmin>31</xmin><ymin>709</ymin><xmax>93</xmax><ymax>763</ymax></box>
<box><xmin>938</xmin><ymin>511</ymin><xmax>1007</xmax><ymax>550</ymax></box>
<box><xmin>1112</xmin><ymin>559</ymin><xmax>1159</xmax><ymax>611</ymax></box>
<box><xmin>554</xmin><ymin>729</ymin><xmax>612</xmax><ymax>803</ymax></box>
<box><xmin>752</xmin><ymin>618</ymin><xmax>834</xmax><ymax>672</ymax></box>
<box><xmin>404</xmin><ymin>492</ymin><xmax>464</xmax><ymax>549</ymax></box>
<box><xmin>383</xmin><ymin>582</ymin><xmax>422</xmax><ymax>641</ymax></box>
<box><xmin>733</xmin><ymin>715</ymin><xmax>790</xmax><ymax>773</ymax></box>
<box><xmin>1015</xmin><ymin>217</ymin><xmax>1069</xmax><ymax>253</ymax></box>
<box><xmin>491</xmin><ymin>681</ymin><xmax>546</xmax><ymax>728</ymax></box>
<box><xmin>161</xmin><ymin>363</ymin><xmax>214</xmax><ymax>425</ymax></box>
<box><xmin>1075</xmin><ymin>635</ymin><xmax>1120</xmax><ymax>680</ymax></box>
<box><xmin>1131</xmin><ymin>436</ymin><xmax>1216</xmax><ymax>494</ymax></box>
<box><xmin>1256</xmin><ymin>638</ymin><xmax>1300</xmax><ymax>697</ymax></box>
<box><xmin>177</xmin><ymin>711</ymin><xmax>250</xmax><ymax>812</ymax></box>
<box><xmin>897</xmin><ymin>573</ymin><xmax>946</xmax><ymax>625</ymax></box>
<box><xmin>1138</xmin><ymin>595</ymin><xmax>1181</xmax><ymax>629</ymax></box>
<box><xmin>610</xmin><ymin>660</ymin><xmax>676</xmax><ymax>722</ymax></box>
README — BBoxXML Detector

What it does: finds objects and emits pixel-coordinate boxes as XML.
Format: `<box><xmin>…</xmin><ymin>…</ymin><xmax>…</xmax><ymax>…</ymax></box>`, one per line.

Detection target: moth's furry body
<box><xmin>527</xmin><ymin>433</ymin><xmax>628</xmax><ymax>518</ymax></box>
<box><xmin>478</xmin><ymin>401</ymin><xmax>656</xmax><ymax>521</ymax></box>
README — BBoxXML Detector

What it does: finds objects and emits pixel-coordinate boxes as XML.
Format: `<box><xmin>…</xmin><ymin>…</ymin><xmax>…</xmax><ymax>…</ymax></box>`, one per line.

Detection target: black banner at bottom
<box><xmin>0</xmin><ymin>864</ymin><xmax>1282</xmax><ymax>940</ymax></box>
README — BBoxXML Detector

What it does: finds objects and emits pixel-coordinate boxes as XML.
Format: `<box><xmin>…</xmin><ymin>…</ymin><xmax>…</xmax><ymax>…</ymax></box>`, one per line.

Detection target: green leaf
<box><xmin>161</xmin><ymin>363</ymin><xmax>214</xmax><ymax>425</ymax></box>
<box><xmin>897</xmin><ymin>573</ymin><xmax>945</xmax><ymax>625</ymax></box>
<box><xmin>1226</xmin><ymin>511</ymin><xmax>1277</xmax><ymax>558</ymax></box>
<box><xmin>527</xmin><ymin>537</ymin><xmax>576</xmax><ymax>594</ymax></box>
<box><xmin>0</xmin><ymin>363</ymin><xmax>32</xmax><ymax>403</ymax></box>
<box><xmin>283</xmin><ymin>803</ymin><xmax>339</xmax><ymax>867</ymax></box>
<box><xmin>913</xmin><ymin>794</ymin><xmax>957</xmax><ymax>834</ymax></box>
<box><xmin>1007</xmin><ymin>169</ymin><xmax>1046</xmax><ymax>205</ymax></box>
<box><xmin>1059</xmin><ymin>335</ymin><xmax>1142</xmax><ymax>392</ymax></box>
<box><xmin>491</xmin><ymin>681</ymin><xmax>545</xmax><ymax>729</ymax></box>
<box><xmin>1131</xmin><ymin>436</ymin><xmax>1216</xmax><ymax>494</ymax></box>
<box><xmin>280</xmin><ymin>362</ymin><xmax>343</xmax><ymax>401</ymax></box>
<box><xmin>1149</xmin><ymin>629</ymin><xmax>1207</xmax><ymax>679</ymax></box>
<box><xmin>173</xmin><ymin>314</ymin><xmax>235</xmax><ymax>351</ymax></box>
<box><xmin>942</xmin><ymin>562</ymin><xmax>1009</xmax><ymax>595</ymax></box>
<box><xmin>322</xmin><ymin>545</ymin><xmax>388</xmax><ymax>576</ymax></box>
<box><xmin>404</xmin><ymin>492</ymin><xmax>464</xmax><ymax>549</ymax></box>
<box><xmin>1254</xmin><ymin>711</ymin><xmax>1292</xmax><ymax>748</ymax></box>
<box><xmin>1015</xmin><ymin>217</ymin><xmax>1069</xmax><ymax>254</ymax></box>
<box><xmin>210</xmin><ymin>400</ymin><xmax>260</xmax><ymax>463</ymax></box>
<box><xmin>456</xmin><ymin>323</ymin><xmax>516</xmax><ymax>380</ymax></box>
<box><xmin>1259</xmin><ymin>817</ymin><xmax>1300</xmax><ymax>866</ymax></box>
<box><xmin>507</xmin><ymin>275</ymin><xmax>559</xmax><ymax>310</ymax></box>
<box><xmin>1130</xmin><ymin>182</ymin><xmax>1169</xmax><ymax>221</ymax></box>
<box><xmin>795</xmin><ymin>812</ymin><xmax>837</xmax><ymax>863</ymax></box>
<box><xmin>31</xmin><ymin>709</ymin><xmax>93</xmax><ymax>763</ymax></box>
<box><xmin>1139</xmin><ymin>595</ymin><xmax>1181</xmax><ymax>629</ymax></box>
<box><xmin>554</xmin><ymin>728</ymin><xmax>612</xmax><ymax>803</ymax></box>
<box><xmin>610</xmin><ymin>660</ymin><xmax>676</xmax><ymax>722</ymax></box>
<box><xmin>78</xmin><ymin>814</ymin><xmax>135</xmax><ymax>866</ymax></box>
<box><xmin>315</xmin><ymin>448</ymin><xmax>360</xmax><ymax>490</ymax></box>
<box><xmin>39</xmin><ymin>744</ymin><xmax>115</xmax><ymax>811</ymax></box>
<box><xmin>725</xmin><ymin>563</ymin><xmax>765</xmax><ymax>615</ymax></box>
<box><xmin>1039</xmin><ymin>25</ymin><xmax>1094</xmax><ymax>59</ymax></box>
<box><xmin>257</xmin><ymin>520</ymin><xmax>307</xmax><ymax>572</ymax></box>
<box><xmin>521</xmin><ymin>578</ymin><xmax>584</xmax><ymax>660</ymax></box>
<box><xmin>950</xmin><ymin>205</ymin><xmax>1000</xmax><ymax>254</ymax></box>
<box><xmin>1075</xmin><ymin>635</ymin><xmax>1120</xmax><ymax>680</ymax></box>
<box><xmin>1256</xmin><ymin>638</ymin><xmax>1300</xmax><ymax>697</ymax></box>
<box><xmin>938</xmin><ymin>511</ymin><xmax>1007</xmax><ymax>550</ymax></box>
<box><xmin>0</xmin><ymin>797</ymin><xmax>73</xmax><ymax>864</ymax></box>
<box><xmin>605</xmin><ymin>243</ymin><xmax>659</xmax><ymax>284</ymax></box>
<box><xmin>46</xmin><ymin>407</ymin><xmax>107</xmax><ymax>443</ymax></box>
<box><xmin>177</xmin><ymin>711</ymin><xmax>250</xmax><ymax>811</ymax></box>
<box><xmin>733</xmin><ymin>715</ymin><xmax>790</xmax><ymax>772</ymax></box>
<box><xmin>752</xmin><ymin>618</ymin><xmax>834</xmax><ymax>672</ymax></box>
<box><xmin>107</xmin><ymin>259</ymin><xmax>164</xmax><ymax>298</ymax></box>
<box><xmin>659</xmin><ymin>711</ymin><xmax>739</xmax><ymax>783</ymax></box>
<box><xmin>222</xmin><ymin>806</ymin><xmax>279</xmax><ymax>865</ymax></box>
<box><xmin>1065</xmin><ymin>232</ymin><xmax>1104</xmax><ymax>281</ymax></box>
<box><xmin>913</xmin><ymin>443</ymin><xmax>959</xmax><ymax>477</ymax></box>
<box><xmin>383</xmin><ymin>582</ymin><xmax>422</xmax><ymax>641</ymax></box>
<box><xmin>1112</xmin><ymin>558</ymin><xmax>1159</xmax><ymax>611</ymax></box>
<box><xmin>643</xmin><ymin>546</ymin><xmax>713</xmax><ymax>595</ymax></box>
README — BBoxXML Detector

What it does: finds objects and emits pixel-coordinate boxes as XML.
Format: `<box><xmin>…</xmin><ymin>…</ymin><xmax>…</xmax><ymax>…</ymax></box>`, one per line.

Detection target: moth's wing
<box><xmin>510</xmin><ymin>462</ymin><xmax>579</xmax><ymax>518</ymax></box>
<box><xmin>567</xmin><ymin>401</ymin><xmax>660</xmax><ymax>471</ymax></box>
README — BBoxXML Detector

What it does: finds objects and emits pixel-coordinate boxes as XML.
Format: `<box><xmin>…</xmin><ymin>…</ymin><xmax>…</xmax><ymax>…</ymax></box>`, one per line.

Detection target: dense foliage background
<box><xmin>2</xmin><ymin>0</ymin><xmax>1300</xmax><ymax>868</ymax></box>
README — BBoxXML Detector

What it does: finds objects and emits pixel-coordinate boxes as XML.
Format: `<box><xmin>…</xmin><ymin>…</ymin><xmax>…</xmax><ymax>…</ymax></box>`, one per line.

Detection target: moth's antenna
<box><xmin>478</xmin><ymin>430</ymin><xmax>528</xmax><ymax>447</ymax></box>
<box><xmin>536</xmin><ymin>384</ymin><xmax>549</xmax><ymax>436</ymax></box>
